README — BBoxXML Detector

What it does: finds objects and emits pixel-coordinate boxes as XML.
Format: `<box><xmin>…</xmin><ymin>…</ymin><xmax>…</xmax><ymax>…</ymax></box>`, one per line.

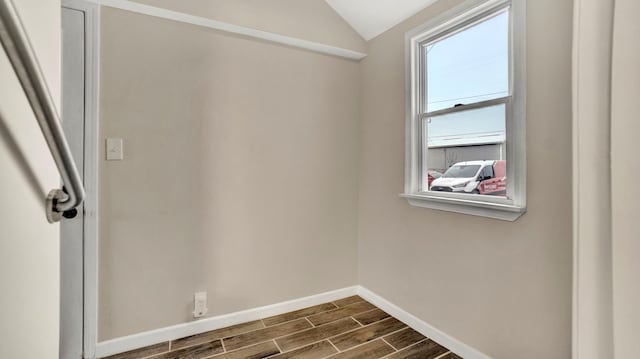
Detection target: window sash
<box><xmin>411</xmin><ymin>0</ymin><xmax>511</xmax><ymax>48</ymax></box>
<box><xmin>413</xmin><ymin>104</ymin><xmax>515</xmax><ymax>205</ymax></box>
<box><xmin>418</xmin><ymin>99</ymin><xmax>511</xmax><ymax>199</ymax></box>
<box><xmin>418</xmin><ymin>5</ymin><xmax>512</xmax><ymax>113</ymax></box>
<box><xmin>419</xmin><ymin>96</ymin><xmax>511</xmax><ymax>119</ymax></box>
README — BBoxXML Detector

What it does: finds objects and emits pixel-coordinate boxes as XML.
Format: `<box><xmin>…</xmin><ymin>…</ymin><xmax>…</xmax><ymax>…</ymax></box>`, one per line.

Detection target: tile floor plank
<box><xmin>330</xmin><ymin>317</ymin><xmax>406</xmax><ymax>351</ymax></box>
<box><xmin>262</xmin><ymin>303</ymin><xmax>338</xmax><ymax>327</ymax></box>
<box><xmin>171</xmin><ymin>321</ymin><xmax>264</xmax><ymax>350</ymax></box>
<box><xmin>333</xmin><ymin>296</ymin><xmax>363</xmax><ymax>308</ymax></box>
<box><xmin>383</xmin><ymin>328</ymin><xmax>427</xmax><ymax>350</ymax></box>
<box><xmin>267</xmin><ymin>341</ymin><xmax>338</xmax><ymax>359</ymax></box>
<box><xmin>148</xmin><ymin>340</ymin><xmax>223</xmax><ymax>359</ymax></box>
<box><xmin>276</xmin><ymin>318</ymin><xmax>361</xmax><ymax>352</ymax></box>
<box><xmin>103</xmin><ymin>298</ymin><xmax>460</xmax><ymax>359</ymax></box>
<box><xmin>439</xmin><ymin>352</ymin><xmax>462</xmax><ymax>359</ymax></box>
<box><xmin>351</xmin><ymin>309</ymin><xmax>391</xmax><ymax>326</ymax></box>
<box><xmin>307</xmin><ymin>301</ymin><xmax>376</xmax><ymax>326</ymax></box>
<box><xmin>224</xmin><ymin>319</ymin><xmax>312</xmax><ymax>351</ymax></box>
<box><xmin>211</xmin><ymin>341</ymin><xmax>279</xmax><ymax>359</ymax></box>
<box><xmin>328</xmin><ymin>339</ymin><xmax>395</xmax><ymax>359</ymax></box>
<box><xmin>102</xmin><ymin>342</ymin><xmax>170</xmax><ymax>359</ymax></box>
<box><xmin>385</xmin><ymin>339</ymin><xmax>449</xmax><ymax>359</ymax></box>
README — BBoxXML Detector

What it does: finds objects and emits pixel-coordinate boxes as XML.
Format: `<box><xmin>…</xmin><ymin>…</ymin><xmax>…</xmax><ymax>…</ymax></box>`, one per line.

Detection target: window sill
<box><xmin>400</xmin><ymin>193</ymin><xmax>526</xmax><ymax>221</ymax></box>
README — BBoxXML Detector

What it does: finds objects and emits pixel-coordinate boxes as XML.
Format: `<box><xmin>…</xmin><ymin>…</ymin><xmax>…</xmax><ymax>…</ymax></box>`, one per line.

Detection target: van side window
<box><xmin>483</xmin><ymin>165</ymin><xmax>494</xmax><ymax>180</ymax></box>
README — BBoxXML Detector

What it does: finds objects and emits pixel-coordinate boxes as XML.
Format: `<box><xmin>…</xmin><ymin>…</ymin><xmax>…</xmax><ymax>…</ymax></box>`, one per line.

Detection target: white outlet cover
<box><xmin>106</xmin><ymin>138</ymin><xmax>123</xmax><ymax>161</ymax></box>
<box><xmin>193</xmin><ymin>292</ymin><xmax>208</xmax><ymax>318</ymax></box>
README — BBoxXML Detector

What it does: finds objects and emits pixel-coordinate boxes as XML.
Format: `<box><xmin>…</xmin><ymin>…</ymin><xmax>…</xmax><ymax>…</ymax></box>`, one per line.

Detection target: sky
<box><xmin>425</xmin><ymin>10</ymin><xmax>509</xmax><ymax>145</ymax></box>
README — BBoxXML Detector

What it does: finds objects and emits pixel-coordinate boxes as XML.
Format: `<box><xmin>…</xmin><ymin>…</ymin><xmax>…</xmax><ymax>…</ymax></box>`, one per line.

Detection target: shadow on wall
<box><xmin>0</xmin><ymin>114</ymin><xmax>48</xmax><ymax>206</ymax></box>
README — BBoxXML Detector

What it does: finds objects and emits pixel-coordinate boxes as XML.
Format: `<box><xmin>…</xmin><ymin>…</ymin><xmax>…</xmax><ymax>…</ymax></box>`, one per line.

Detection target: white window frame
<box><xmin>401</xmin><ymin>0</ymin><xmax>527</xmax><ymax>221</ymax></box>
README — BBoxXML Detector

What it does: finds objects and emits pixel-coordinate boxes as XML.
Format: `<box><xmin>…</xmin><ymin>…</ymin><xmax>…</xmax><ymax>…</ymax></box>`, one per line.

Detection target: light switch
<box><xmin>106</xmin><ymin>138</ymin><xmax>123</xmax><ymax>161</ymax></box>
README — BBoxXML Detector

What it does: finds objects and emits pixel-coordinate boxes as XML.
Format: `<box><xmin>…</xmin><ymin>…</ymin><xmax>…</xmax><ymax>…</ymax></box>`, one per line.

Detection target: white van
<box><xmin>430</xmin><ymin>160</ymin><xmax>498</xmax><ymax>194</ymax></box>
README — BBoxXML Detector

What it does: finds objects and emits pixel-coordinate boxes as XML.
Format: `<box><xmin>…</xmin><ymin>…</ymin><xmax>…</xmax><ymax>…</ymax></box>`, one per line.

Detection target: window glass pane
<box><xmin>425</xmin><ymin>10</ymin><xmax>509</xmax><ymax>112</ymax></box>
<box><xmin>425</xmin><ymin>104</ymin><xmax>507</xmax><ymax>197</ymax></box>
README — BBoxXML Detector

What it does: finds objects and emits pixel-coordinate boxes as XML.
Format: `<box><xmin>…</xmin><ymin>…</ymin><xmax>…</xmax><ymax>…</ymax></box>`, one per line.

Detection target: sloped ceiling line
<box><xmin>324</xmin><ymin>0</ymin><xmax>439</xmax><ymax>40</ymax></box>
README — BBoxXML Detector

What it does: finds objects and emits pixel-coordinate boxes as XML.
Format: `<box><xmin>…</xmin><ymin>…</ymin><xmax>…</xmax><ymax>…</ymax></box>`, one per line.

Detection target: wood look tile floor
<box><xmin>103</xmin><ymin>296</ymin><xmax>462</xmax><ymax>359</ymax></box>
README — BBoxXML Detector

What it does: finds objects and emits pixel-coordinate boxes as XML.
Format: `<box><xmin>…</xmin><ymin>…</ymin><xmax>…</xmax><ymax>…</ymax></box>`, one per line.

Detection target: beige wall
<box><xmin>98</xmin><ymin>7</ymin><xmax>361</xmax><ymax>340</ymax></box>
<box><xmin>0</xmin><ymin>0</ymin><xmax>61</xmax><ymax>358</ymax></box>
<box><xmin>358</xmin><ymin>1</ymin><xmax>573</xmax><ymax>359</ymax></box>
<box><xmin>129</xmin><ymin>0</ymin><xmax>367</xmax><ymax>53</ymax></box>
<box><xmin>611</xmin><ymin>0</ymin><xmax>640</xmax><ymax>357</ymax></box>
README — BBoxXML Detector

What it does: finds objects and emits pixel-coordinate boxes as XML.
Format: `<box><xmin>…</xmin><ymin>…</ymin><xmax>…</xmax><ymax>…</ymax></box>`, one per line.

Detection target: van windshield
<box><xmin>442</xmin><ymin>165</ymin><xmax>481</xmax><ymax>178</ymax></box>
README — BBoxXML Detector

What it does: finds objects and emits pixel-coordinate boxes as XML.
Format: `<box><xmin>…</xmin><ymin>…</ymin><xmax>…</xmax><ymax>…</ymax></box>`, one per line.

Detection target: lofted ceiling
<box><xmin>324</xmin><ymin>0</ymin><xmax>439</xmax><ymax>41</ymax></box>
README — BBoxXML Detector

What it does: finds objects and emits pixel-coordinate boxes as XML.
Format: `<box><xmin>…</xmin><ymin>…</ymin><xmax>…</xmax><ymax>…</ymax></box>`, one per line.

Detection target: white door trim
<box><xmin>61</xmin><ymin>1</ymin><xmax>101</xmax><ymax>358</ymax></box>
<box><xmin>571</xmin><ymin>0</ymin><xmax>614</xmax><ymax>358</ymax></box>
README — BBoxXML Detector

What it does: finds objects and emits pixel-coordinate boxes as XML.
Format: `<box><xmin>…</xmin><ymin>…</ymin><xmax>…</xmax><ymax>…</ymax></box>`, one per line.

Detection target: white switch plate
<box><xmin>193</xmin><ymin>292</ymin><xmax>208</xmax><ymax>318</ymax></box>
<box><xmin>106</xmin><ymin>138</ymin><xmax>123</xmax><ymax>161</ymax></box>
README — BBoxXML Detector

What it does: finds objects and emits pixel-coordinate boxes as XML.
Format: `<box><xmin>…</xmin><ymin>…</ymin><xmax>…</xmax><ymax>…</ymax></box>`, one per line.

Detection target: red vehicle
<box><xmin>427</xmin><ymin>170</ymin><xmax>443</xmax><ymax>189</ymax></box>
<box><xmin>477</xmin><ymin>160</ymin><xmax>507</xmax><ymax>196</ymax></box>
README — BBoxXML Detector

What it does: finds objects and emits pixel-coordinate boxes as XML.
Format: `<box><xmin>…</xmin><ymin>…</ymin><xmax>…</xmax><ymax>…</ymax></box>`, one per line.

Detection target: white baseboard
<box><xmin>94</xmin><ymin>285</ymin><xmax>493</xmax><ymax>359</ymax></box>
<box><xmin>357</xmin><ymin>286</ymin><xmax>494</xmax><ymax>359</ymax></box>
<box><xmin>93</xmin><ymin>286</ymin><xmax>358</xmax><ymax>358</ymax></box>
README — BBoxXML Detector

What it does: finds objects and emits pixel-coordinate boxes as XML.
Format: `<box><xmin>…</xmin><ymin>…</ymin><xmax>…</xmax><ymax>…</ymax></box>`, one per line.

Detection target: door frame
<box><xmin>61</xmin><ymin>0</ymin><xmax>100</xmax><ymax>358</ymax></box>
<box><xmin>571</xmin><ymin>0</ymin><xmax>615</xmax><ymax>358</ymax></box>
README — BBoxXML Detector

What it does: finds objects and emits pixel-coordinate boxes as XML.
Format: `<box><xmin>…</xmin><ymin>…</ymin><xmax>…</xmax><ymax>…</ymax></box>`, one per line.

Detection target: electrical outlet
<box><xmin>193</xmin><ymin>292</ymin><xmax>208</xmax><ymax>318</ymax></box>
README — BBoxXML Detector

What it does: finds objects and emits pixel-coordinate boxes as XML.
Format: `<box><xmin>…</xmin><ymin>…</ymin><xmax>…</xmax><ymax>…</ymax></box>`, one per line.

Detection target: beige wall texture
<box><xmin>357</xmin><ymin>1</ymin><xmax>573</xmax><ymax>359</ymax></box>
<box><xmin>0</xmin><ymin>0</ymin><xmax>61</xmax><ymax>358</ymax></box>
<box><xmin>98</xmin><ymin>7</ymin><xmax>362</xmax><ymax>340</ymax></box>
<box><xmin>611</xmin><ymin>0</ymin><xmax>640</xmax><ymax>357</ymax></box>
<box><xmin>129</xmin><ymin>0</ymin><xmax>367</xmax><ymax>53</ymax></box>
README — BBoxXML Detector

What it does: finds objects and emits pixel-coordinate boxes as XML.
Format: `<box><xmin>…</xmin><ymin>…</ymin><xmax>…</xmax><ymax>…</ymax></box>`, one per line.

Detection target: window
<box><xmin>402</xmin><ymin>0</ymin><xmax>526</xmax><ymax>221</ymax></box>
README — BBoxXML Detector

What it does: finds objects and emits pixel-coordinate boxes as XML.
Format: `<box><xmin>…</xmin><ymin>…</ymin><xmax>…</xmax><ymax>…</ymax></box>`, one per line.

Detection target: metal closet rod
<box><xmin>0</xmin><ymin>0</ymin><xmax>85</xmax><ymax>223</ymax></box>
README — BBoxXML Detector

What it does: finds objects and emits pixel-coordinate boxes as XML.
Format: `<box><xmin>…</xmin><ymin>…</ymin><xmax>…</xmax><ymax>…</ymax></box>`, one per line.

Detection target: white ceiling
<box><xmin>324</xmin><ymin>0</ymin><xmax>440</xmax><ymax>41</ymax></box>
